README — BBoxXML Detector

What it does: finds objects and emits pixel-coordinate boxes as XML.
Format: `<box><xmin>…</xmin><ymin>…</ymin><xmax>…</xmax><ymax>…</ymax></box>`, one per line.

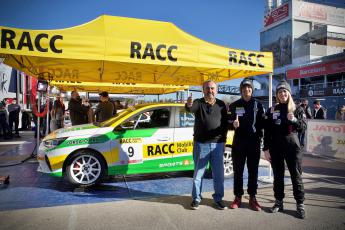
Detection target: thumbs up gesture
<box><xmin>233</xmin><ymin>115</ymin><xmax>240</xmax><ymax>129</ymax></box>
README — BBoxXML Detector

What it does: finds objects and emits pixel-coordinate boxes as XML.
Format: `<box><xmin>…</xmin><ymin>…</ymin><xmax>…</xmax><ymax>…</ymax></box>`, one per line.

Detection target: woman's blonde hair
<box><xmin>276</xmin><ymin>90</ymin><xmax>295</xmax><ymax>113</ymax></box>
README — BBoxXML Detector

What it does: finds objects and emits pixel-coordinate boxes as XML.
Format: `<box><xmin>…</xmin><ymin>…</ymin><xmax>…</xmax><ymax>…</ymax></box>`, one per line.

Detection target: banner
<box><xmin>306</xmin><ymin>120</ymin><xmax>345</xmax><ymax>159</ymax></box>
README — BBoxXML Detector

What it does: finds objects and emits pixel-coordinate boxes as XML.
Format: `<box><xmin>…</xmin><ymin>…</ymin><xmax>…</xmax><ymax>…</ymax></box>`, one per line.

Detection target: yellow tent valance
<box><xmin>0</xmin><ymin>15</ymin><xmax>273</xmax><ymax>85</ymax></box>
<box><xmin>50</xmin><ymin>81</ymin><xmax>188</xmax><ymax>95</ymax></box>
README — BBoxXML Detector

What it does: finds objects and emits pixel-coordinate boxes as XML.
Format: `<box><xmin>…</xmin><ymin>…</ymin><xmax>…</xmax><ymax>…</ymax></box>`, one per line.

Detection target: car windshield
<box><xmin>97</xmin><ymin>104</ymin><xmax>152</xmax><ymax>127</ymax></box>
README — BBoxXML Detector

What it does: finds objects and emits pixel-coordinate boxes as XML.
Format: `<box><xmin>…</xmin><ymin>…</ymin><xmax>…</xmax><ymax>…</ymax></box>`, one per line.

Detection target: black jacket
<box><xmin>228</xmin><ymin>98</ymin><xmax>265</xmax><ymax>139</ymax></box>
<box><xmin>185</xmin><ymin>98</ymin><xmax>228</xmax><ymax>143</ymax></box>
<box><xmin>313</xmin><ymin>107</ymin><xmax>326</xmax><ymax>119</ymax></box>
<box><xmin>263</xmin><ymin>103</ymin><xmax>305</xmax><ymax>151</ymax></box>
<box><xmin>68</xmin><ymin>98</ymin><xmax>89</xmax><ymax>126</ymax></box>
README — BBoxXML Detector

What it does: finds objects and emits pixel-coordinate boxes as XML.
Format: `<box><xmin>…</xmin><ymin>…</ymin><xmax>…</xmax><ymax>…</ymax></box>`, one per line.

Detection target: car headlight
<box><xmin>43</xmin><ymin>137</ymin><xmax>68</xmax><ymax>149</ymax></box>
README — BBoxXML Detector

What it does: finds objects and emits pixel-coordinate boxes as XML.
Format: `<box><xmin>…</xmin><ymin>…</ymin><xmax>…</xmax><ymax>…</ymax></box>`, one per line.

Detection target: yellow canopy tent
<box><xmin>0</xmin><ymin>15</ymin><xmax>273</xmax><ymax>85</ymax></box>
<box><xmin>50</xmin><ymin>81</ymin><xmax>189</xmax><ymax>95</ymax></box>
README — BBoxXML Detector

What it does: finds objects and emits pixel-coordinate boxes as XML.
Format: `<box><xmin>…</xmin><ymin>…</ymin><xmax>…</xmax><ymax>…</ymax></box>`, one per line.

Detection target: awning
<box><xmin>0</xmin><ymin>15</ymin><xmax>273</xmax><ymax>85</ymax></box>
<box><xmin>50</xmin><ymin>81</ymin><xmax>189</xmax><ymax>95</ymax></box>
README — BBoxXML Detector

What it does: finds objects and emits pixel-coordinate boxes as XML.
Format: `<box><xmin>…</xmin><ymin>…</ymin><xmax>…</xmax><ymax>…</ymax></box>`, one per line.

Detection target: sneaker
<box><xmin>296</xmin><ymin>203</ymin><xmax>306</xmax><ymax>219</ymax></box>
<box><xmin>230</xmin><ymin>196</ymin><xmax>242</xmax><ymax>209</ymax></box>
<box><xmin>190</xmin><ymin>200</ymin><xmax>199</xmax><ymax>210</ymax></box>
<box><xmin>249</xmin><ymin>196</ymin><xmax>262</xmax><ymax>211</ymax></box>
<box><xmin>270</xmin><ymin>200</ymin><xmax>284</xmax><ymax>213</ymax></box>
<box><xmin>214</xmin><ymin>201</ymin><xmax>227</xmax><ymax>210</ymax></box>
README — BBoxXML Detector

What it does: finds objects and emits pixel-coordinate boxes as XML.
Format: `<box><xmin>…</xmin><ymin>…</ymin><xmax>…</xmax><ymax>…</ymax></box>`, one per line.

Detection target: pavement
<box><xmin>0</xmin><ymin>130</ymin><xmax>344</xmax><ymax>230</ymax></box>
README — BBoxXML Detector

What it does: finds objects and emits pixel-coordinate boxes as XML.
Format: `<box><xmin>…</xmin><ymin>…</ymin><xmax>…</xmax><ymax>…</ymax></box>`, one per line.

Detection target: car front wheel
<box><xmin>66</xmin><ymin>151</ymin><xmax>105</xmax><ymax>186</ymax></box>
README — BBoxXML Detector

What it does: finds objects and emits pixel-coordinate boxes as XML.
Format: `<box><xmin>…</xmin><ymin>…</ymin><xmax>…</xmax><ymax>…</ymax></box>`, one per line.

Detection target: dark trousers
<box><xmin>232</xmin><ymin>136</ymin><xmax>261</xmax><ymax>197</ymax></box>
<box><xmin>298</xmin><ymin>131</ymin><xmax>305</xmax><ymax>147</ymax></box>
<box><xmin>9</xmin><ymin>112</ymin><xmax>19</xmax><ymax>135</ymax></box>
<box><xmin>270</xmin><ymin>134</ymin><xmax>305</xmax><ymax>204</ymax></box>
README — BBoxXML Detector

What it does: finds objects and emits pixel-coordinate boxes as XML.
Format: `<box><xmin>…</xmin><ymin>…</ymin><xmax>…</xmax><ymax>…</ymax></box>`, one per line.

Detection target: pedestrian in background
<box><xmin>68</xmin><ymin>90</ymin><xmax>90</xmax><ymax>126</ymax></box>
<box><xmin>185</xmin><ymin>80</ymin><xmax>228</xmax><ymax>210</ymax></box>
<box><xmin>7</xmin><ymin>98</ymin><xmax>21</xmax><ymax>138</ymax></box>
<box><xmin>313</xmin><ymin>100</ymin><xmax>326</xmax><ymax>119</ymax></box>
<box><xmin>94</xmin><ymin>92</ymin><xmax>114</xmax><ymax>122</ymax></box>
<box><xmin>0</xmin><ymin>100</ymin><xmax>12</xmax><ymax>139</ymax></box>
<box><xmin>228</xmin><ymin>78</ymin><xmax>265</xmax><ymax>211</ymax></box>
<box><xmin>335</xmin><ymin>105</ymin><xmax>345</xmax><ymax>121</ymax></box>
<box><xmin>50</xmin><ymin>95</ymin><xmax>65</xmax><ymax>131</ymax></box>
<box><xmin>263</xmin><ymin>81</ymin><xmax>306</xmax><ymax>219</ymax></box>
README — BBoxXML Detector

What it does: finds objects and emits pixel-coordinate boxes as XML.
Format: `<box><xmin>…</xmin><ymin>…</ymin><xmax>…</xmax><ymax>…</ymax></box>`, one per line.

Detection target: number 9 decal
<box><xmin>128</xmin><ymin>146</ymin><xmax>134</xmax><ymax>157</ymax></box>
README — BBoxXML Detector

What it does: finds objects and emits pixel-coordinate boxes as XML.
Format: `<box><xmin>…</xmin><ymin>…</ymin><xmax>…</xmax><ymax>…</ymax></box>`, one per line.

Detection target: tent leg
<box><xmin>36</xmin><ymin>92</ymin><xmax>41</xmax><ymax>156</ymax></box>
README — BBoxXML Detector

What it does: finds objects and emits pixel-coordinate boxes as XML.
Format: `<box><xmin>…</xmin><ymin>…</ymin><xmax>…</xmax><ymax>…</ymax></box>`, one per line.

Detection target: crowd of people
<box><xmin>0</xmin><ymin>91</ymin><xmax>127</xmax><ymax>139</ymax></box>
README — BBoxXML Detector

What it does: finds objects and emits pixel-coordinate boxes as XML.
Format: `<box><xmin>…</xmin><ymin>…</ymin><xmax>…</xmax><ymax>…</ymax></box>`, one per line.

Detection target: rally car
<box><xmin>37</xmin><ymin>103</ymin><xmax>234</xmax><ymax>186</ymax></box>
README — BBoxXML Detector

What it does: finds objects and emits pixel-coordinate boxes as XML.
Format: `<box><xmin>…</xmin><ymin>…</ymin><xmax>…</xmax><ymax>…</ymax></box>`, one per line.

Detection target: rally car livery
<box><xmin>37</xmin><ymin>103</ymin><xmax>234</xmax><ymax>186</ymax></box>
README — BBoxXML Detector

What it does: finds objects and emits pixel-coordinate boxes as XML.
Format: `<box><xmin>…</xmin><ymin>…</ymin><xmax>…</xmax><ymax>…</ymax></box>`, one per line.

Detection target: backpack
<box><xmin>294</xmin><ymin>106</ymin><xmax>307</xmax><ymax>132</ymax></box>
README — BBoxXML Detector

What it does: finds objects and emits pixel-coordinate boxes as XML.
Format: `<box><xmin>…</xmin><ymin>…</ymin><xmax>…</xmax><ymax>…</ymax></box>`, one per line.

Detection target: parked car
<box><xmin>37</xmin><ymin>103</ymin><xmax>234</xmax><ymax>186</ymax></box>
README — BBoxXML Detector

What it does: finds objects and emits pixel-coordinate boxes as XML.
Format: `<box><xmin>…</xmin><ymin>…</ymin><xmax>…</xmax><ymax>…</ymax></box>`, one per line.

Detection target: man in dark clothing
<box><xmin>0</xmin><ymin>101</ymin><xmax>12</xmax><ymax>139</ymax></box>
<box><xmin>297</xmin><ymin>99</ymin><xmax>310</xmax><ymax>147</ymax></box>
<box><xmin>68</xmin><ymin>91</ymin><xmax>90</xmax><ymax>126</ymax></box>
<box><xmin>186</xmin><ymin>80</ymin><xmax>228</xmax><ymax>210</ymax></box>
<box><xmin>228</xmin><ymin>78</ymin><xmax>265</xmax><ymax>211</ymax></box>
<box><xmin>8</xmin><ymin>99</ymin><xmax>21</xmax><ymax>138</ymax></box>
<box><xmin>313</xmin><ymin>100</ymin><xmax>326</xmax><ymax>119</ymax></box>
<box><xmin>95</xmin><ymin>91</ymin><xmax>114</xmax><ymax>122</ymax></box>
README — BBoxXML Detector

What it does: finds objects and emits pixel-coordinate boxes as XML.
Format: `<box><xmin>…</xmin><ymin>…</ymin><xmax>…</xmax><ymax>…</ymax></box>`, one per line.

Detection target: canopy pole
<box><xmin>258</xmin><ymin>72</ymin><xmax>274</xmax><ymax>184</ymax></box>
<box><xmin>45</xmin><ymin>92</ymin><xmax>50</xmax><ymax>136</ymax></box>
<box><xmin>36</xmin><ymin>92</ymin><xmax>41</xmax><ymax>156</ymax></box>
<box><xmin>269</xmin><ymin>73</ymin><xmax>273</xmax><ymax>107</ymax></box>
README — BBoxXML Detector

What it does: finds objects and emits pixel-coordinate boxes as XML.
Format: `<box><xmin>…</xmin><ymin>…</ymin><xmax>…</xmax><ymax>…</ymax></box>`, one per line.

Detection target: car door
<box><xmin>171</xmin><ymin>106</ymin><xmax>195</xmax><ymax>171</ymax></box>
<box><xmin>110</xmin><ymin>106</ymin><xmax>175</xmax><ymax>175</ymax></box>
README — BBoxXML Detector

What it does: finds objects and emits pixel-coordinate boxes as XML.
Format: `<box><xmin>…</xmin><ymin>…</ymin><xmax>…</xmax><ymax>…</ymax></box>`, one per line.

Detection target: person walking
<box><xmin>185</xmin><ymin>80</ymin><xmax>228</xmax><ymax>210</ymax></box>
<box><xmin>94</xmin><ymin>92</ymin><xmax>114</xmax><ymax>122</ymax></box>
<box><xmin>228</xmin><ymin>78</ymin><xmax>265</xmax><ymax>211</ymax></box>
<box><xmin>313</xmin><ymin>100</ymin><xmax>326</xmax><ymax>119</ymax></box>
<box><xmin>263</xmin><ymin>81</ymin><xmax>306</xmax><ymax>219</ymax></box>
<box><xmin>68</xmin><ymin>91</ymin><xmax>90</xmax><ymax>126</ymax></box>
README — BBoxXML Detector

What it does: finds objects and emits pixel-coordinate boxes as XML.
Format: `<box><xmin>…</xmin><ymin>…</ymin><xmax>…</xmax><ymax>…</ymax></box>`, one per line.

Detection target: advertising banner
<box><xmin>287</xmin><ymin>58</ymin><xmax>345</xmax><ymax>79</ymax></box>
<box><xmin>264</xmin><ymin>2</ymin><xmax>289</xmax><ymax>27</ymax></box>
<box><xmin>306</xmin><ymin>120</ymin><xmax>345</xmax><ymax>159</ymax></box>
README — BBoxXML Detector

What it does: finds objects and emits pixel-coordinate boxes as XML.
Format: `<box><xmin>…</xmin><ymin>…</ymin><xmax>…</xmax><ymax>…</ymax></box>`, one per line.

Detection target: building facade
<box><xmin>257</xmin><ymin>0</ymin><xmax>345</xmax><ymax>118</ymax></box>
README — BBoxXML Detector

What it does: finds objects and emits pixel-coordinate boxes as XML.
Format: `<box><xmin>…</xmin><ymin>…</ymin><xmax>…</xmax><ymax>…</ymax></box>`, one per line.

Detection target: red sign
<box><xmin>264</xmin><ymin>3</ymin><xmax>289</xmax><ymax>27</ymax></box>
<box><xmin>287</xmin><ymin>58</ymin><xmax>345</xmax><ymax>79</ymax></box>
<box><xmin>298</xmin><ymin>2</ymin><xmax>327</xmax><ymax>21</ymax></box>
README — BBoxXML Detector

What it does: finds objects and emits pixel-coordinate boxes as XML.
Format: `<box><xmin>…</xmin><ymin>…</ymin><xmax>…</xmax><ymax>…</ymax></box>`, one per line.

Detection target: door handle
<box><xmin>157</xmin><ymin>137</ymin><xmax>170</xmax><ymax>141</ymax></box>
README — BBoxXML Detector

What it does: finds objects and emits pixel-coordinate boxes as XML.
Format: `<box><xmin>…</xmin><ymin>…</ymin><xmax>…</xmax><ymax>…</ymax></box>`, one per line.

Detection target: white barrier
<box><xmin>306</xmin><ymin>120</ymin><xmax>345</xmax><ymax>159</ymax></box>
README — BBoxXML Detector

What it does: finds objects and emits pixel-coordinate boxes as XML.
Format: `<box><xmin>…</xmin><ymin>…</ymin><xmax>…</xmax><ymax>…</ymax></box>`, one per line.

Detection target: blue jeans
<box><xmin>192</xmin><ymin>141</ymin><xmax>225</xmax><ymax>202</ymax></box>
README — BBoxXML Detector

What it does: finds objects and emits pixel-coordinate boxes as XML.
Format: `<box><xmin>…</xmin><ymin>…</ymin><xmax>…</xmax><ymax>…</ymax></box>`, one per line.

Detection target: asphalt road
<box><xmin>0</xmin><ymin>152</ymin><xmax>344</xmax><ymax>230</ymax></box>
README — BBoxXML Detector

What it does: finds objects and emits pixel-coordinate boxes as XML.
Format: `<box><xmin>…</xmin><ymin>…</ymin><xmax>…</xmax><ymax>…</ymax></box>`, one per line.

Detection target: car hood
<box><xmin>43</xmin><ymin>123</ymin><xmax>113</xmax><ymax>140</ymax></box>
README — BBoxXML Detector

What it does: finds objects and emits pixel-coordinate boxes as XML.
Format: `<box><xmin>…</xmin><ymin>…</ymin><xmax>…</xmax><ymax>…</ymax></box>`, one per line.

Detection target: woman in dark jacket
<box><xmin>263</xmin><ymin>81</ymin><xmax>306</xmax><ymax>219</ymax></box>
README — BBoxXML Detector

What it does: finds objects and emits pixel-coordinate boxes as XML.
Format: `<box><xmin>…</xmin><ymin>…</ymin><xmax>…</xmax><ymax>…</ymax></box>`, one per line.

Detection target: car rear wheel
<box><xmin>66</xmin><ymin>151</ymin><xmax>105</xmax><ymax>186</ymax></box>
<box><xmin>224</xmin><ymin>147</ymin><xmax>233</xmax><ymax>178</ymax></box>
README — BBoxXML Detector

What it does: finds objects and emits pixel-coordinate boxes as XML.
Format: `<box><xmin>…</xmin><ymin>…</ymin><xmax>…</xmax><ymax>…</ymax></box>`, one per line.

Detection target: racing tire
<box><xmin>224</xmin><ymin>147</ymin><xmax>233</xmax><ymax>178</ymax></box>
<box><xmin>66</xmin><ymin>150</ymin><xmax>106</xmax><ymax>186</ymax></box>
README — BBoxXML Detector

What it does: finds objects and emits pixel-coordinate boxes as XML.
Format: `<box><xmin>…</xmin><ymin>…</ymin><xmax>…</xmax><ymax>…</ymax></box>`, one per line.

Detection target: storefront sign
<box><xmin>287</xmin><ymin>58</ymin><xmax>345</xmax><ymax>79</ymax></box>
<box><xmin>264</xmin><ymin>3</ymin><xmax>289</xmax><ymax>27</ymax></box>
<box><xmin>306</xmin><ymin>120</ymin><xmax>345</xmax><ymax>159</ymax></box>
<box><xmin>300</xmin><ymin>86</ymin><xmax>345</xmax><ymax>97</ymax></box>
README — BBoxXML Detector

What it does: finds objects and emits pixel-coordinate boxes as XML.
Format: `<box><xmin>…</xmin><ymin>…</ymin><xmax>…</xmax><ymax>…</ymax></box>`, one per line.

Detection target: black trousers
<box><xmin>270</xmin><ymin>134</ymin><xmax>305</xmax><ymax>204</ymax></box>
<box><xmin>232</xmin><ymin>136</ymin><xmax>261</xmax><ymax>197</ymax></box>
<box><xmin>9</xmin><ymin>112</ymin><xmax>19</xmax><ymax>135</ymax></box>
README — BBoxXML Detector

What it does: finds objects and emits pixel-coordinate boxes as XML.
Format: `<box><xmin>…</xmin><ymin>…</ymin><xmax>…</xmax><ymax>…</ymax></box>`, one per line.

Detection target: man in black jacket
<box><xmin>186</xmin><ymin>80</ymin><xmax>228</xmax><ymax>210</ymax></box>
<box><xmin>313</xmin><ymin>100</ymin><xmax>326</xmax><ymax>119</ymax></box>
<box><xmin>228</xmin><ymin>78</ymin><xmax>265</xmax><ymax>211</ymax></box>
<box><xmin>68</xmin><ymin>91</ymin><xmax>90</xmax><ymax>126</ymax></box>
